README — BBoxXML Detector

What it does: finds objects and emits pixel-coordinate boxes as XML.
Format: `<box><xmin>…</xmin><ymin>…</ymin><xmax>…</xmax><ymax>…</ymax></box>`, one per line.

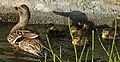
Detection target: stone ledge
<box><xmin>0</xmin><ymin>0</ymin><xmax>119</xmax><ymax>26</ymax></box>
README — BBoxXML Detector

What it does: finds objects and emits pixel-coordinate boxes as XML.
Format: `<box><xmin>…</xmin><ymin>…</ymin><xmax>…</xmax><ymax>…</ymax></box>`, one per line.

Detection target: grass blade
<box><xmin>45</xmin><ymin>51</ymin><xmax>47</xmax><ymax>62</ymax></box>
<box><xmin>46</xmin><ymin>34</ymin><xmax>54</xmax><ymax>56</ymax></box>
<box><xmin>67</xmin><ymin>17</ymin><xmax>78</xmax><ymax>62</ymax></box>
<box><xmin>60</xmin><ymin>46</ymin><xmax>62</xmax><ymax>62</ymax></box>
<box><xmin>85</xmin><ymin>49</ymin><xmax>89</xmax><ymax>62</ymax></box>
<box><xmin>109</xmin><ymin>19</ymin><xmax>117</xmax><ymax>62</ymax></box>
<box><xmin>78</xmin><ymin>41</ymin><xmax>86</xmax><ymax>62</ymax></box>
<box><xmin>74</xmin><ymin>44</ymin><xmax>78</xmax><ymax>62</ymax></box>
<box><xmin>96</xmin><ymin>29</ymin><xmax>109</xmax><ymax>56</ymax></box>
<box><xmin>67</xmin><ymin>58</ymin><xmax>70</xmax><ymax>62</ymax></box>
<box><xmin>45</xmin><ymin>35</ymin><xmax>61</xmax><ymax>61</ymax></box>
<box><xmin>92</xmin><ymin>30</ymin><xmax>94</xmax><ymax>62</ymax></box>
<box><xmin>115</xmin><ymin>45</ymin><xmax>120</xmax><ymax>61</ymax></box>
<box><xmin>53</xmin><ymin>54</ymin><xmax>56</xmax><ymax>62</ymax></box>
<box><xmin>67</xmin><ymin>17</ymin><xmax>73</xmax><ymax>39</ymax></box>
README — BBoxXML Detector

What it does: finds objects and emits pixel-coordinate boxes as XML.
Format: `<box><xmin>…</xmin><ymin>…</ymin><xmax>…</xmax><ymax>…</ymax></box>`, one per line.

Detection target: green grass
<box><xmin>42</xmin><ymin>17</ymin><xmax>120</xmax><ymax>62</ymax></box>
<box><xmin>78</xmin><ymin>40</ymin><xmax>86</xmax><ymax>62</ymax></box>
<box><xmin>45</xmin><ymin>34</ymin><xmax>61</xmax><ymax>61</ymax></box>
<box><xmin>67</xmin><ymin>17</ymin><xmax>78</xmax><ymax>62</ymax></box>
<box><xmin>115</xmin><ymin>45</ymin><xmax>120</xmax><ymax>61</ymax></box>
<box><xmin>109</xmin><ymin>19</ymin><xmax>117</xmax><ymax>62</ymax></box>
<box><xmin>92</xmin><ymin>30</ymin><xmax>94</xmax><ymax>62</ymax></box>
<box><xmin>96</xmin><ymin>29</ymin><xmax>109</xmax><ymax>56</ymax></box>
<box><xmin>85</xmin><ymin>49</ymin><xmax>89</xmax><ymax>62</ymax></box>
<box><xmin>67</xmin><ymin>17</ymin><xmax>91</xmax><ymax>62</ymax></box>
<box><xmin>45</xmin><ymin>51</ymin><xmax>47</xmax><ymax>62</ymax></box>
<box><xmin>60</xmin><ymin>46</ymin><xmax>62</xmax><ymax>62</ymax></box>
<box><xmin>96</xmin><ymin>18</ymin><xmax>119</xmax><ymax>62</ymax></box>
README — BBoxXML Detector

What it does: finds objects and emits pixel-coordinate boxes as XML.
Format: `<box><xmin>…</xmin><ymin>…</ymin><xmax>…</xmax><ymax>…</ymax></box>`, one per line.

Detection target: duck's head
<box><xmin>14</xmin><ymin>4</ymin><xmax>30</xmax><ymax>20</ymax></box>
<box><xmin>82</xmin><ymin>23</ymin><xmax>89</xmax><ymax>30</ymax></box>
<box><xmin>77</xmin><ymin>21</ymin><xmax>91</xmax><ymax>30</ymax></box>
<box><xmin>77</xmin><ymin>21</ymin><xmax>84</xmax><ymax>29</ymax></box>
<box><xmin>83</xmin><ymin>21</ymin><xmax>95</xmax><ymax>30</ymax></box>
<box><xmin>101</xmin><ymin>28</ymin><xmax>110</xmax><ymax>38</ymax></box>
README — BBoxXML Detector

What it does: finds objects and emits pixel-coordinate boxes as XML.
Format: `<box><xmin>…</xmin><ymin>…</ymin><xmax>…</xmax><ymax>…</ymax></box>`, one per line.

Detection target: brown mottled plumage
<box><xmin>7</xmin><ymin>4</ymin><xmax>44</xmax><ymax>56</ymax></box>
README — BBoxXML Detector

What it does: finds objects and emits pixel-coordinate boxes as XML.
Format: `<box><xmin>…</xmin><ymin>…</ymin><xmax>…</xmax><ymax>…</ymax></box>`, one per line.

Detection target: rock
<box><xmin>0</xmin><ymin>0</ymin><xmax>119</xmax><ymax>26</ymax></box>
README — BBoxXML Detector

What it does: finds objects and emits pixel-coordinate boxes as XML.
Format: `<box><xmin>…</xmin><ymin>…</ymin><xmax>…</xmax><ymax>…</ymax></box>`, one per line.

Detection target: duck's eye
<box><xmin>14</xmin><ymin>7</ymin><xmax>18</xmax><ymax>10</ymax></box>
<box><xmin>19</xmin><ymin>31</ymin><xmax>22</xmax><ymax>35</ymax></box>
<box><xmin>19</xmin><ymin>10</ymin><xmax>23</xmax><ymax>15</ymax></box>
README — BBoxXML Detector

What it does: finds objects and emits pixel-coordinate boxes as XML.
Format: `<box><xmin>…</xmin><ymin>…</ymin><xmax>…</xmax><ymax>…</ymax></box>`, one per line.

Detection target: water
<box><xmin>0</xmin><ymin>13</ymin><xmax>120</xmax><ymax>62</ymax></box>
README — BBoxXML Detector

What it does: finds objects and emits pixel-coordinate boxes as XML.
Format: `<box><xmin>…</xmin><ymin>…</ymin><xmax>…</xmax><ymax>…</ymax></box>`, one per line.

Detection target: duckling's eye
<box><xmin>83</xmin><ymin>24</ymin><xmax>89</xmax><ymax>29</ymax></box>
<box><xmin>78</xmin><ymin>21</ymin><xmax>81</xmax><ymax>25</ymax></box>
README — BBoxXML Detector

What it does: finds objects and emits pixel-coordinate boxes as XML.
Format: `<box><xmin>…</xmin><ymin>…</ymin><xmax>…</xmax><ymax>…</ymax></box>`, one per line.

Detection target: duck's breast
<box><xmin>7</xmin><ymin>32</ymin><xmax>23</xmax><ymax>46</ymax></box>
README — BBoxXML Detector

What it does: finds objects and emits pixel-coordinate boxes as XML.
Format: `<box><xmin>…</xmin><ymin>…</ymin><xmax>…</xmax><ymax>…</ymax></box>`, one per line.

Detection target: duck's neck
<box><xmin>19</xmin><ymin>15</ymin><xmax>29</xmax><ymax>25</ymax></box>
<box><xmin>10</xmin><ymin>15</ymin><xmax>29</xmax><ymax>33</ymax></box>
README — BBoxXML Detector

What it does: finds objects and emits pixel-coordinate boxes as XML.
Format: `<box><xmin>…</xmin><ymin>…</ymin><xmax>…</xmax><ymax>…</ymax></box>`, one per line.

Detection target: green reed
<box><xmin>67</xmin><ymin>17</ymin><xmax>78</xmax><ymax>62</ymax></box>
<box><xmin>109</xmin><ymin>19</ymin><xmax>117</xmax><ymax>62</ymax></box>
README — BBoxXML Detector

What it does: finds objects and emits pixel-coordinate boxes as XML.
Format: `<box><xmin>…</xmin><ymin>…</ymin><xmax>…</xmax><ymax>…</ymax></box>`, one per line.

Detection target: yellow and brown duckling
<box><xmin>74</xmin><ymin>20</ymin><xmax>95</xmax><ymax>30</ymax></box>
<box><xmin>70</xmin><ymin>25</ymin><xmax>89</xmax><ymax>46</ymax></box>
<box><xmin>7</xmin><ymin>4</ymin><xmax>44</xmax><ymax>56</ymax></box>
<box><xmin>72</xmin><ymin>33</ymin><xmax>89</xmax><ymax>46</ymax></box>
<box><xmin>101</xmin><ymin>28</ymin><xmax>120</xmax><ymax>40</ymax></box>
<box><xmin>70</xmin><ymin>20</ymin><xmax>94</xmax><ymax>46</ymax></box>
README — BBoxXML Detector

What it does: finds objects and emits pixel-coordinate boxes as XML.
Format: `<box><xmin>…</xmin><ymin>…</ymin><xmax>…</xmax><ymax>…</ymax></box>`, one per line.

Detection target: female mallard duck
<box><xmin>7</xmin><ymin>4</ymin><xmax>44</xmax><ymax>56</ymax></box>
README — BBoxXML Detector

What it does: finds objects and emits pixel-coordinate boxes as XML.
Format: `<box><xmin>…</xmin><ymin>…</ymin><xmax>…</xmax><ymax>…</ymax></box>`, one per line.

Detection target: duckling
<box><xmin>75</xmin><ymin>20</ymin><xmax>94</xmax><ymax>31</ymax></box>
<box><xmin>7</xmin><ymin>4</ymin><xmax>44</xmax><ymax>56</ymax></box>
<box><xmin>46</xmin><ymin>23</ymin><xmax>65</xmax><ymax>37</ymax></box>
<box><xmin>70</xmin><ymin>25</ymin><xmax>89</xmax><ymax>46</ymax></box>
<box><xmin>46</xmin><ymin>23</ymin><xmax>55</xmax><ymax>34</ymax></box>
<box><xmin>101</xmin><ymin>28</ymin><xmax>120</xmax><ymax>40</ymax></box>
<box><xmin>70</xmin><ymin>19</ymin><xmax>94</xmax><ymax>46</ymax></box>
<box><xmin>72</xmin><ymin>35</ymin><xmax>89</xmax><ymax>46</ymax></box>
<box><xmin>70</xmin><ymin>26</ymin><xmax>78</xmax><ymax>33</ymax></box>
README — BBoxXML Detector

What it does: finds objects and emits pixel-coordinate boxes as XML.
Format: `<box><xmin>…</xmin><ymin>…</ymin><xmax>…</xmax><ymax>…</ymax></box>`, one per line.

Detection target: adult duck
<box><xmin>7</xmin><ymin>4</ymin><xmax>44</xmax><ymax>56</ymax></box>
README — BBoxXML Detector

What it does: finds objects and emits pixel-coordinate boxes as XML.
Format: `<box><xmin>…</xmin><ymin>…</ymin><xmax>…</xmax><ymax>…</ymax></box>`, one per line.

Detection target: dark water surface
<box><xmin>0</xmin><ymin>22</ymin><xmax>120</xmax><ymax>62</ymax></box>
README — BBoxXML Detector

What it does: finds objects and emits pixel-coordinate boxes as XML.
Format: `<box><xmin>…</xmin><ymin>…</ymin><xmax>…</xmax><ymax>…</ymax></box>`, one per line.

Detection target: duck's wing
<box><xmin>7</xmin><ymin>29</ymin><xmax>38</xmax><ymax>43</ymax></box>
<box><xmin>7</xmin><ymin>29</ymin><xmax>26</xmax><ymax>45</ymax></box>
<box><xmin>21</xmin><ymin>30</ymin><xmax>38</xmax><ymax>39</ymax></box>
<box><xmin>19</xmin><ymin>38</ymin><xmax>43</xmax><ymax>56</ymax></box>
